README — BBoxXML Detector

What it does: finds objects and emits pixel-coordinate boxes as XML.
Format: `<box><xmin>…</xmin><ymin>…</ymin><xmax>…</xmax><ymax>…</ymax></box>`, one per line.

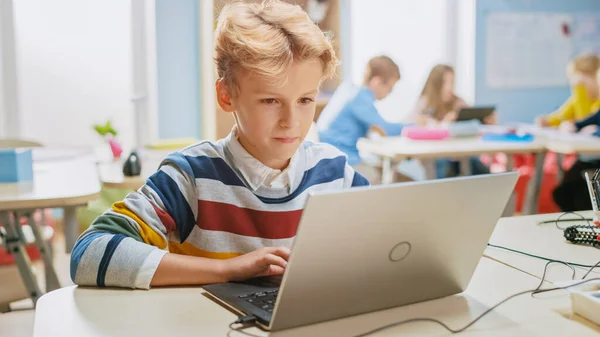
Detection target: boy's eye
<box><xmin>261</xmin><ymin>98</ymin><xmax>278</xmax><ymax>105</ymax></box>
<box><xmin>299</xmin><ymin>97</ymin><xmax>314</xmax><ymax>104</ymax></box>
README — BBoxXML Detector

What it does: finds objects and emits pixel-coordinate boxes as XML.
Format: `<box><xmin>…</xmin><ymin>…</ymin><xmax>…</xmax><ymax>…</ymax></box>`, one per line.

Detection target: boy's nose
<box><xmin>279</xmin><ymin>108</ymin><xmax>300</xmax><ymax>128</ymax></box>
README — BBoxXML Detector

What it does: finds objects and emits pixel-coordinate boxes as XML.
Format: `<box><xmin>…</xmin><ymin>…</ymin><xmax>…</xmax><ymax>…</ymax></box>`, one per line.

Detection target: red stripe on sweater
<box><xmin>196</xmin><ymin>200</ymin><xmax>302</xmax><ymax>239</ymax></box>
<box><xmin>151</xmin><ymin>203</ymin><xmax>176</xmax><ymax>233</ymax></box>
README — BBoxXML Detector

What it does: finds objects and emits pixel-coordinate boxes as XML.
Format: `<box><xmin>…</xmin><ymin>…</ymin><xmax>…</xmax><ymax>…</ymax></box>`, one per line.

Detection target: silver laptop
<box><xmin>204</xmin><ymin>172</ymin><xmax>518</xmax><ymax>331</ymax></box>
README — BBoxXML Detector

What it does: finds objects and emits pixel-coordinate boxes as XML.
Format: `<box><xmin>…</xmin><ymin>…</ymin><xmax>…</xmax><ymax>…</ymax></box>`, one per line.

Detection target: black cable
<box><xmin>351</xmin><ymin>244</ymin><xmax>600</xmax><ymax>336</ymax></box>
<box><xmin>536</xmin><ymin>211</ymin><xmax>592</xmax><ymax>230</ymax></box>
<box><xmin>529</xmin><ymin>260</ymin><xmax>576</xmax><ymax>299</ymax></box>
<box><xmin>228</xmin><ymin>325</ymin><xmax>264</xmax><ymax>337</ymax></box>
<box><xmin>556</xmin><ymin>212</ymin><xmax>594</xmax><ymax>230</ymax></box>
<box><xmin>351</xmin><ymin>277</ymin><xmax>600</xmax><ymax>337</ymax></box>
<box><xmin>228</xmin><ymin>316</ymin><xmax>261</xmax><ymax>337</ymax></box>
<box><xmin>227</xmin><ymin>259</ymin><xmax>600</xmax><ymax>337</ymax></box>
<box><xmin>229</xmin><ymin>241</ymin><xmax>600</xmax><ymax>337</ymax></box>
<box><xmin>583</xmin><ymin>259</ymin><xmax>600</xmax><ymax>280</ymax></box>
<box><xmin>487</xmin><ymin>243</ymin><xmax>599</xmax><ymax>268</ymax></box>
<box><xmin>532</xmin><ymin>261</ymin><xmax>575</xmax><ymax>293</ymax></box>
<box><xmin>351</xmin><ymin>289</ymin><xmax>532</xmax><ymax>337</ymax></box>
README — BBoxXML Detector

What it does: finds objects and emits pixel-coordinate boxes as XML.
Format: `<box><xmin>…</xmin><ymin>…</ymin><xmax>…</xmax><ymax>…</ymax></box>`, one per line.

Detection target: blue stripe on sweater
<box><xmin>147</xmin><ymin>170</ymin><xmax>196</xmax><ymax>242</ymax></box>
<box><xmin>70</xmin><ymin>232</ymin><xmax>106</xmax><ymax>283</ymax></box>
<box><xmin>96</xmin><ymin>234</ymin><xmax>127</xmax><ymax>287</ymax></box>
<box><xmin>162</xmin><ymin>152</ymin><xmax>195</xmax><ymax>183</ymax></box>
<box><xmin>352</xmin><ymin>171</ymin><xmax>370</xmax><ymax>187</ymax></box>
<box><xmin>184</xmin><ymin>154</ymin><xmax>347</xmax><ymax>203</ymax></box>
<box><xmin>185</xmin><ymin>155</ymin><xmax>246</xmax><ymax>187</ymax></box>
<box><xmin>257</xmin><ymin>156</ymin><xmax>347</xmax><ymax>204</ymax></box>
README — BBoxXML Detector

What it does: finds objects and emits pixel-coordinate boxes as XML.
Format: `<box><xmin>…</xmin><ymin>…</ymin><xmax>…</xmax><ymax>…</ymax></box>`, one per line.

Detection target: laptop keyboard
<box><xmin>238</xmin><ymin>289</ymin><xmax>279</xmax><ymax>313</ymax></box>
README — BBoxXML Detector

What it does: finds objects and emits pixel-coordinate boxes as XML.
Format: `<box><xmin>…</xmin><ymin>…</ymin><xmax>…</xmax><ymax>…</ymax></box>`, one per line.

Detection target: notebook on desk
<box><xmin>482</xmin><ymin>134</ymin><xmax>534</xmax><ymax>142</ymax></box>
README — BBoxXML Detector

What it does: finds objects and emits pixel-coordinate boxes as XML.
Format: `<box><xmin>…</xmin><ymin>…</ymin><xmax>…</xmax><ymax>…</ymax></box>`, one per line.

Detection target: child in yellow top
<box><xmin>536</xmin><ymin>53</ymin><xmax>600</xmax><ymax>127</ymax></box>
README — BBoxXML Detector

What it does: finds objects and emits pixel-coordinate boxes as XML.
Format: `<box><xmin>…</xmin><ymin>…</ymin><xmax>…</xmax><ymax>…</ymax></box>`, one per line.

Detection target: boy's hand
<box><xmin>369</xmin><ymin>125</ymin><xmax>386</xmax><ymax>137</ymax></box>
<box><xmin>442</xmin><ymin>111</ymin><xmax>458</xmax><ymax>124</ymax></box>
<box><xmin>559</xmin><ymin>121</ymin><xmax>577</xmax><ymax>133</ymax></box>
<box><xmin>535</xmin><ymin>116</ymin><xmax>549</xmax><ymax>127</ymax></box>
<box><xmin>222</xmin><ymin>247</ymin><xmax>291</xmax><ymax>282</ymax></box>
<box><xmin>483</xmin><ymin>112</ymin><xmax>498</xmax><ymax>125</ymax></box>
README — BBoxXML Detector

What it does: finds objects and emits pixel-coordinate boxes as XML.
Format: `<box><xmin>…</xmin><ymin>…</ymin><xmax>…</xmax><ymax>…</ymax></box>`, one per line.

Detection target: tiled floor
<box><xmin>0</xmin><ymin>232</ymin><xmax>72</xmax><ymax>337</ymax></box>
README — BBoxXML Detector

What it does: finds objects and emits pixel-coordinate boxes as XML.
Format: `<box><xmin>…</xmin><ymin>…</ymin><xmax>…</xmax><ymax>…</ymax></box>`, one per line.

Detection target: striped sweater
<box><xmin>70</xmin><ymin>133</ymin><xmax>369</xmax><ymax>289</ymax></box>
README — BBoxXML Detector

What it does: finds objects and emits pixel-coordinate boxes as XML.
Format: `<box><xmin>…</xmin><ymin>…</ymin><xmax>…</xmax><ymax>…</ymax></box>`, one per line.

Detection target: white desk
<box><xmin>485</xmin><ymin>212</ymin><xmax>600</xmax><ymax>282</ymax></box>
<box><xmin>33</xmin><ymin>258</ymin><xmax>600</xmax><ymax>337</ymax></box>
<box><xmin>0</xmin><ymin>158</ymin><xmax>100</xmax><ymax>304</ymax></box>
<box><xmin>357</xmin><ymin>136</ymin><xmax>547</xmax><ymax>214</ymax></box>
<box><xmin>0</xmin><ymin>158</ymin><xmax>101</xmax><ymax>251</ymax></box>
<box><xmin>545</xmin><ymin>135</ymin><xmax>600</xmax><ymax>182</ymax></box>
<box><xmin>545</xmin><ymin>136</ymin><xmax>600</xmax><ymax>156</ymax></box>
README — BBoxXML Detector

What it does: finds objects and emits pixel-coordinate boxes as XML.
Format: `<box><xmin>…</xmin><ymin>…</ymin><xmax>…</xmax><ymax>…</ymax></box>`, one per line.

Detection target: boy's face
<box><xmin>217</xmin><ymin>58</ymin><xmax>323</xmax><ymax>170</ymax></box>
<box><xmin>370</xmin><ymin>76</ymin><xmax>398</xmax><ymax>100</ymax></box>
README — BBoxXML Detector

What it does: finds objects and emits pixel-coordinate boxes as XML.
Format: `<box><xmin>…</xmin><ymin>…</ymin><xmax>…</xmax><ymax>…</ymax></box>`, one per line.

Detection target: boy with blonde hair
<box><xmin>70</xmin><ymin>0</ymin><xmax>368</xmax><ymax>289</ymax></box>
<box><xmin>320</xmin><ymin>55</ymin><xmax>405</xmax><ymax>183</ymax></box>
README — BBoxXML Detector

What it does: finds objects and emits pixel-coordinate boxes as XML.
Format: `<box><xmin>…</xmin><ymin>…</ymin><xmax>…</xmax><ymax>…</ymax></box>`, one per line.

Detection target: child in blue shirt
<box><xmin>320</xmin><ymin>56</ymin><xmax>405</xmax><ymax>183</ymax></box>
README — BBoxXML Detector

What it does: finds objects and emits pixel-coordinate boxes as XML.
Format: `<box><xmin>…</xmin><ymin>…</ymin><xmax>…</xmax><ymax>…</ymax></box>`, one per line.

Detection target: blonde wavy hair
<box><xmin>214</xmin><ymin>0</ymin><xmax>338</xmax><ymax>95</ymax></box>
<box><xmin>571</xmin><ymin>53</ymin><xmax>600</xmax><ymax>76</ymax></box>
<box><xmin>420</xmin><ymin>64</ymin><xmax>457</xmax><ymax>120</ymax></box>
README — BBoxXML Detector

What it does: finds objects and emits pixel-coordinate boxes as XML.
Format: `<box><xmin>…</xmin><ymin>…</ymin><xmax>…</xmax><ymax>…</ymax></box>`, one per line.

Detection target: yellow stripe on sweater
<box><xmin>168</xmin><ymin>241</ymin><xmax>241</xmax><ymax>259</ymax></box>
<box><xmin>112</xmin><ymin>202</ymin><xmax>167</xmax><ymax>249</ymax></box>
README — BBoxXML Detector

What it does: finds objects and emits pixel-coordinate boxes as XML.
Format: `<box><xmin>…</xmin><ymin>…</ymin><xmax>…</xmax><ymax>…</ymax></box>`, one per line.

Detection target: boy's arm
<box><xmin>571</xmin><ymin>84</ymin><xmax>593</xmax><ymax>121</ymax></box>
<box><xmin>575</xmin><ymin>109</ymin><xmax>600</xmax><ymax>131</ymax></box>
<box><xmin>351</xmin><ymin>101</ymin><xmax>404</xmax><ymax>136</ymax></box>
<box><xmin>70</xmin><ymin>153</ymin><xmax>201</xmax><ymax>289</ymax></box>
<box><xmin>151</xmin><ymin>246</ymin><xmax>290</xmax><ymax>286</ymax></box>
<box><xmin>545</xmin><ymin>97</ymin><xmax>576</xmax><ymax>127</ymax></box>
<box><xmin>71</xmin><ymin>153</ymin><xmax>291</xmax><ymax>289</ymax></box>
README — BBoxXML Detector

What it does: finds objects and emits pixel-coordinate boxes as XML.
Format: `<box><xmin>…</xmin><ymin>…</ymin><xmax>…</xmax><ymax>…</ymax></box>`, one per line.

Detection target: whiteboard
<box><xmin>486</xmin><ymin>13</ymin><xmax>573</xmax><ymax>89</ymax></box>
<box><xmin>573</xmin><ymin>13</ymin><xmax>600</xmax><ymax>55</ymax></box>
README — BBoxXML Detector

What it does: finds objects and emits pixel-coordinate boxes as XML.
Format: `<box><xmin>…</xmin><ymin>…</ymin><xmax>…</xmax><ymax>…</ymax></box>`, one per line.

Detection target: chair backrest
<box><xmin>0</xmin><ymin>139</ymin><xmax>43</xmax><ymax>149</ymax></box>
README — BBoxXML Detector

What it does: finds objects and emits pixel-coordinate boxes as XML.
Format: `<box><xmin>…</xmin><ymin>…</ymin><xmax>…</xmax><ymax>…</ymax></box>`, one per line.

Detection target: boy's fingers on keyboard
<box><xmin>269</xmin><ymin>247</ymin><xmax>291</xmax><ymax>260</ymax></box>
<box><xmin>261</xmin><ymin>253</ymin><xmax>288</xmax><ymax>269</ymax></box>
<box><xmin>268</xmin><ymin>265</ymin><xmax>285</xmax><ymax>276</ymax></box>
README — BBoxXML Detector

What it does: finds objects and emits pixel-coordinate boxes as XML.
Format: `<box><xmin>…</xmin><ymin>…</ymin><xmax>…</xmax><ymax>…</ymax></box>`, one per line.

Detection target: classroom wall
<box><xmin>155</xmin><ymin>0</ymin><xmax>201</xmax><ymax>140</ymax></box>
<box><xmin>0</xmin><ymin>0</ymin><xmax>19</xmax><ymax>139</ymax></box>
<box><xmin>475</xmin><ymin>0</ymin><xmax>600</xmax><ymax>124</ymax></box>
<box><xmin>0</xmin><ymin>7</ymin><xmax>7</xmax><ymax>138</ymax></box>
<box><xmin>455</xmin><ymin>0</ymin><xmax>476</xmax><ymax>106</ymax></box>
<box><xmin>14</xmin><ymin>0</ymin><xmax>138</xmax><ymax>146</ymax></box>
<box><xmin>348</xmin><ymin>0</ymin><xmax>451</xmax><ymax>123</ymax></box>
<box><xmin>12</xmin><ymin>0</ymin><xmax>135</xmax><ymax>148</ymax></box>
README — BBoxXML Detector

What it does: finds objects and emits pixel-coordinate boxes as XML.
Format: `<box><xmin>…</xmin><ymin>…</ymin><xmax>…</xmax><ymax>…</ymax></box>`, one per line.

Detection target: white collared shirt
<box><xmin>226</xmin><ymin>127</ymin><xmax>298</xmax><ymax>193</ymax></box>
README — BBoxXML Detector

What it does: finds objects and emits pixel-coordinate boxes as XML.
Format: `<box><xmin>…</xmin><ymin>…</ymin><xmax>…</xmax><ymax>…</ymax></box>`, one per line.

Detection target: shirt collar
<box><xmin>224</xmin><ymin>127</ymin><xmax>298</xmax><ymax>192</ymax></box>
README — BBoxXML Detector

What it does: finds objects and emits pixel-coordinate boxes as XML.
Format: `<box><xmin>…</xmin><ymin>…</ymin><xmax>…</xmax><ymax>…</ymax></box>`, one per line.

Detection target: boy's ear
<box><xmin>369</xmin><ymin>76</ymin><xmax>382</xmax><ymax>87</ymax></box>
<box><xmin>216</xmin><ymin>80</ymin><xmax>235</xmax><ymax>112</ymax></box>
